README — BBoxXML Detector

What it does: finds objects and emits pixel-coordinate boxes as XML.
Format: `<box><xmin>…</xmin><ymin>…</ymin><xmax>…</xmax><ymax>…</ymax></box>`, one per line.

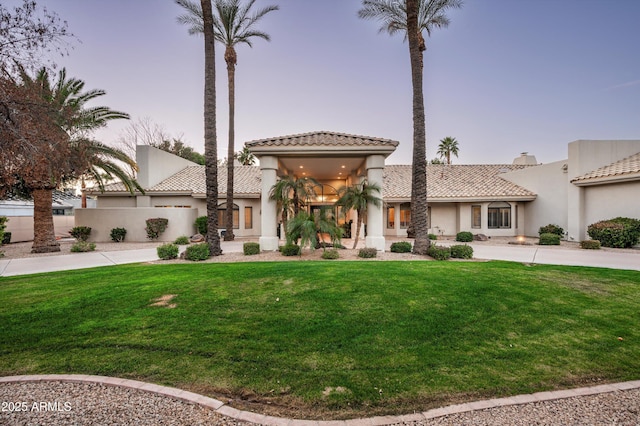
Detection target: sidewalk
<box><xmin>1</xmin><ymin>239</ymin><xmax>638</xmax><ymax>277</ymax></box>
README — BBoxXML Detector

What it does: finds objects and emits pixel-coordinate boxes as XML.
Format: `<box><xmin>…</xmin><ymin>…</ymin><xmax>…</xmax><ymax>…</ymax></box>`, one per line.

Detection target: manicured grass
<box><xmin>1</xmin><ymin>261</ymin><xmax>639</xmax><ymax>418</ymax></box>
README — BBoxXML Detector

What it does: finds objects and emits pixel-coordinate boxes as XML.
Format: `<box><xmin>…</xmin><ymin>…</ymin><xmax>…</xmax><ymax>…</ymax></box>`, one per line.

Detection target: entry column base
<box><xmin>365</xmin><ymin>236</ymin><xmax>386</xmax><ymax>252</ymax></box>
<box><xmin>259</xmin><ymin>236</ymin><xmax>280</xmax><ymax>252</ymax></box>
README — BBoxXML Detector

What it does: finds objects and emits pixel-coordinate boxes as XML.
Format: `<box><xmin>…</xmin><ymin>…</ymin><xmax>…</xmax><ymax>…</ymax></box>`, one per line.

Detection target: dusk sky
<box><xmin>17</xmin><ymin>0</ymin><xmax>640</xmax><ymax>165</ymax></box>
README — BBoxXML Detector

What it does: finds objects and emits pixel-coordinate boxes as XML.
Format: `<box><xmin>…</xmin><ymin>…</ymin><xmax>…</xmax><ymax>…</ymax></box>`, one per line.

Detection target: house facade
<box><xmin>79</xmin><ymin>132</ymin><xmax>640</xmax><ymax>249</ymax></box>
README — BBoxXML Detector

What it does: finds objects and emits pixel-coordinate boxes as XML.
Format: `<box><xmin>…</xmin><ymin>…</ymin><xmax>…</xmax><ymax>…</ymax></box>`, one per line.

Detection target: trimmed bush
<box><xmin>157</xmin><ymin>243</ymin><xmax>179</xmax><ymax>260</ymax></box>
<box><xmin>145</xmin><ymin>218</ymin><xmax>168</xmax><ymax>240</ymax></box>
<box><xmin>0</xmin><ymin>216</ymin><xmax>7</xmax><ymax>247</ymax></box>
<box><xmin>243</xmin><ymin>242</ymin><xmax>260</xmax><ymax>255</ymax></box>
<box><xmin>456</xmin><ymin>231</ymin><xmax>473</xmax><ymax>243</ymax></box>
<box><xmin>450</xmin><ymin>244</ymin><xmax>473</xmax><ymax>259</ymax></box>
<box><xmin>280</xmin><ymin>243</ymin><xmax>301</xmax><ymax>256</ymax></box>
<box><xmin>174</xmin><ymin>236</ymin><xmax>190</xmax><ymax>245</ymax></box>
<box><xmin>587</xmin><ymin>217</ymin><xmax>640</xmax><ymax>248</ymax></box>
<box><xmin>185</xmin><ymin>243</ymin><xmax>210</xmax><ymax>261</ymax></box>
<box><xmin>70</xmin><ymin>226</ymin><xmax>92</xmax><ymax>242</ymax></box>
<box><xmin>2</xmin><ymin>231</ymin><xmax>10</xmax><ymax>245</ymax></box>
<box><xmin>539</xmin><ymin>233</ymin><xmax>561</xmax><ymax>245</ymax></box>
<box><xmin>390</xmin><ymin>241</ymin><xmax>412</xmax><ymax>253</ymax></box>
<box><xmin>70</xmin><ymin>241</ymin><xmax>96</xmax><ymax>252</ymax></box>
<box><xmin>358</xmin><ymin>247</ymin><xmax>377</xmax><ymax>258</ymax></box>
<box><xmin>428</xmin><ymin>234</ymin><xmax>438</xmax><ymax>240</ymax></box>
<box><xmin>539</xmin><ymin>224</ymin><xmax>564</xmax><ymax>237</ymax></box>
<box><xmin>321</xmin><ymin>249</ymin><xmax>340</xmax><ymax>260</ymax></box>
<box><xmin>427</xmin><ymin>245</ymin><xmax>451</xmax><ymax>261</ymax></box>
<box><xmin>110</xmin><ymin>227</ymin><xmax>127</xmax><ymax>243</ymax></box>
<box><xmin>195</xmin><ymin>216</ymin><xmax>208</xmax><ymax>235</ymax></box>
<box><xmin>580</xmin><ymin>240</ymin><xmax>601</xmax><ymax>250</ymax></box>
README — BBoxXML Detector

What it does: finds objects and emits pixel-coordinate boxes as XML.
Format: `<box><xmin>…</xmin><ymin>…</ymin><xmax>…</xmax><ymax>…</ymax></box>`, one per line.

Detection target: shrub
<box><xmin>390</xmin><ymin>241</ymin><xmax>412</xmax><ymax>253</ymax></box>
<box><xmin>358</xmin><ymin>247</ymin><xmax>377</xmax><ymax>258</ymax></box>
<box><xmin>0</xmin><ymin>216</ymin><xmax>7</xmax><ymax>247</ymax></box>
<box><xmin>157</xmin><ymin>243</ymin><xmax>179</xmax><ymax>260</ymax></box>
<box><xmin>427</xmin><ymin>245</ymin><xmax>451</xmax><ymax>260</ymax></box>
<box><xmin>70</xmin><ymin>241</ymin><xmax>96</xmax><ymax>252</ymax></box>
<box><xmin>539</xmin><ymin>224</ymin><xmax>564</xmax><ymax>237</ymax></box>
<box><xmin>587</xmin><ymin>217</ymin><xmax>640</xmax><ymax>248</ymax></box>
<box><xmin>456</xmin><ymin>231</ymin><xmax>473</xmax><ymax>243</ymax></box>
<box><xmin>321</xmin><ymin>249</ymin><xmax>340</xmax><ymax>260</ymax></box>
<box><xmin>539</xmin><ymin>233</ymin><xmax>561</xmax><ymax>245</ymax></box>
<box><xmin>428</xmin><ymin>234</ymin><xmax>438</xmax><ymax>240</ymax></box>
<box><xmin>110</xmin><ymin>227</ymin><xmax>127</xmax><ymax>243</ymax></box>
<box><xmin>195</xmin><ymin>216</ymin><xmax>208</xmax><ymax>235</ymax></box>
<box><xmin>185</xmin><ymin>243</ymin><xmax>210</xmax><ymax>261</ymax></box>
<box><xmin>243</xmin><ymin>242</ymin><xmax>260</xmax><ymax>255</ymax></box>
<box><xmin>2</xmin><ymin>231</ymin><xmax>10</xmax><ymax>245</ymax></box>
<box><xmin>174</xmin><ymin>235</ymin><xmax>190</xmax><ymax>245</ymax></box>
<box><xmin>70</xmin><ymin>226</ymin><xmax>92</xmax><ymax>242</ymax></box>
<box><xmin>145</xmin><ymin>218</ymin><xmax>168</xmax><ymax>240</ymax></box>
<box><xmin>580</xmin><ymin>240</ymin><xmax>601</xmax><ymax>250</ymax></box>
<box><xmin>450</xmin><ymin>244</ymin><xmax>474</xmax><ymax>259</ymax></box>
<box><xmin>280</xmin><ymin>243</ymin><xmax>301</xmax><ymax>256</ymax></box>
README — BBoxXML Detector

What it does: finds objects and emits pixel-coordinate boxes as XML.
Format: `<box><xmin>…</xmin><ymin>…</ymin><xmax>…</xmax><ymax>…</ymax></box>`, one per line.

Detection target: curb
<box><xmin>2</xmin><ymin>375</ymin><xmax>640</xmax><ymax>425</ymax></box>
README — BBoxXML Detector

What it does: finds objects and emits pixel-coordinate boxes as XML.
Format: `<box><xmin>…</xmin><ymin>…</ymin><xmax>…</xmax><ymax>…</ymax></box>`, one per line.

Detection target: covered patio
<box><xmin>246</xmin><ymin>131</ymin><xmax>398</xmax><ymax>251</ymax></box>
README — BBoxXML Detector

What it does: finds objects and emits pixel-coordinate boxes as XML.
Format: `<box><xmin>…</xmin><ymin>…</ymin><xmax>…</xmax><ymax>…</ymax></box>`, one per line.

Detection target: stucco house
<box><xmin>78</xmin><ymin>132</ymin><xmax>640</xmax><ymax>249</ymax></box>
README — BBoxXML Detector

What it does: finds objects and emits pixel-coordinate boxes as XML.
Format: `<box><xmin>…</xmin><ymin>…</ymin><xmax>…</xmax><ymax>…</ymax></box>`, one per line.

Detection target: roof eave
<box><xmin>571</xmin><ymin>173</ymin><xmax>640</xmax><ymax>186</ymax></box>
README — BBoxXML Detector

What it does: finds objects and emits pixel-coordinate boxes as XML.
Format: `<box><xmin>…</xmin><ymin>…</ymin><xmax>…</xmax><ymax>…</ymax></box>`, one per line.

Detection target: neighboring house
<box><xmin>0</xmin><ymin>191</ymin><xmax>89</xmax><ymax>242</ymax></box>
<box><xmin>80</xmin><ymin>133</ymin><xmax>640</xmax><ymax>249</ymax></box>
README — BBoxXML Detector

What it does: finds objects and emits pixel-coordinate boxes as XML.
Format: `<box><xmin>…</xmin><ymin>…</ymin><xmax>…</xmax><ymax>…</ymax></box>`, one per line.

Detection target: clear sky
<box><xmin>16</xmin><ymin>0</ymin><xmax>640</xmax><ymax>165</ymax></box>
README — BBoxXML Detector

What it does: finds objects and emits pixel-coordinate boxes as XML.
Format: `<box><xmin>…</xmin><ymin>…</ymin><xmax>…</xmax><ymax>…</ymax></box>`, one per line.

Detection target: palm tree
<box><xmin>198</xmin><ymin>0</ymin><xmax>222</xmax><ymax>256</ymax></box>
<box><xmin>236</xmin><ymin>145</ymin><xmax>255</xmax><ymax>165</ymax></box>
<box><xmin>16</xmin><ymin>67</ymin><xmax>136</xmax><ymax>253</ymax></box>
<box><xmin>286</xmin><ymin>208</ymin><xmax>342</xmax><ymax>253</ymax></box>
<box><xmin>358</xmin><ymin>0</ymin><xmax>462</xmax><ymax>255</ymax></box>
<box><xmin>269</xmin><ymin>175</ymin><xmax>319</xmax><ymax>240</ymax></box>
<box><xmin>176</xmin><ymin>0</ymin><xmax>277</xmax><ymax>242</ymax></box>
<box><xmin>70</xmin><ymin>138</ymin><xmax>144</xmax><ymax>208</ymax></box>
<box><xmin>437</xmin><ymin>136</ymin><xmax>459</xmax><ymax>164</ymax></box>
<box><xmin>335</xmin><ymin>180</ymin><xmax>382</xmax><ymax>249</ymax></box>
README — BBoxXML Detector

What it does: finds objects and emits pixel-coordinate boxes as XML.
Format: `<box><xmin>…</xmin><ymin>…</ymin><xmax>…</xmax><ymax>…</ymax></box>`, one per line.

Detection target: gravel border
<box><xmin>1</xmin><ymin>375</ymin><xmax>639</xmax><ymax>425</ymax></box>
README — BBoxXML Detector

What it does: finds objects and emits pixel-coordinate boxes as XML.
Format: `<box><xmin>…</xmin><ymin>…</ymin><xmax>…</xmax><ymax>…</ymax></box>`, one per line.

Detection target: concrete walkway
<box><xmin>1</xmin><ymin>240</ymin><xmax>638</xmax><ymax>277</ymax></box>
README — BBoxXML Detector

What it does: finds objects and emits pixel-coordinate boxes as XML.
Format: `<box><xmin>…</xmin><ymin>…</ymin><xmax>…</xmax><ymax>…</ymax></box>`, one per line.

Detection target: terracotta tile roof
<box><xmin>94</xmin><ymin>165</ymin><xmax>262</xmax><ymax>196</ymax></box>
<box><xmin>571</xmin><ymin>152</ymin><xmax>640</xmax><ymax>185</ymax></box>
<box><xmin>245</xmin><ymin>131</ymin><xmax>399</xmax><ymax>148</ymax></box>
<box><xmin>97</xmin><ymin>164</ymin><xmax>536</xmax><ymax>201</ymax></box>
<box><xmin>383</xmin><ymin>164</ymin><xmax>536</xmax><ymax>200</ymax></box>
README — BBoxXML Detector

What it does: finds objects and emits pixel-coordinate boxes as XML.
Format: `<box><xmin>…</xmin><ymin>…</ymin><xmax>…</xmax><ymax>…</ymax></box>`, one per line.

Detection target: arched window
<box><xmin>488</xmin><ymin>202</ymin><xmax>511</xmax><ymax>229</ymax></box>
<box><xmin>217</xmin><ymin>203</ymin><xmax>239</xmax><ymax>229</ymax></box>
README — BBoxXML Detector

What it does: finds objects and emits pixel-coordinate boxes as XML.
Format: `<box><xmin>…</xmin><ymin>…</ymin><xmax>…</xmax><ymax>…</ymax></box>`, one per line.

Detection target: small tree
<box><xmin>335</xmin><ymin>180</ymin><xmax>382</xmax><ymax>249</ymax></box>
<box><xmin>286</xmin><ymin>209</ymin><xmax>342</xmax><ymax>253</ymax></box>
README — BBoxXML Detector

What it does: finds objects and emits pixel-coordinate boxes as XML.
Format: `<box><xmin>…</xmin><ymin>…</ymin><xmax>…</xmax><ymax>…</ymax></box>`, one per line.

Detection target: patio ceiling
<box><xmin>278</xmin><ymin>156</ymin><xmax>365</xmax><ymax>180</ymax></box>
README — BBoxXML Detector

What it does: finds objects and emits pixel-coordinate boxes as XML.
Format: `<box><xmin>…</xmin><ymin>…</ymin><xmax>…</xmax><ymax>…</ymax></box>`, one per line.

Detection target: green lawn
<box><xmin>1</xmin><ymin>261</ymin><xmax>639</xmax><ymax>419</ymax></box>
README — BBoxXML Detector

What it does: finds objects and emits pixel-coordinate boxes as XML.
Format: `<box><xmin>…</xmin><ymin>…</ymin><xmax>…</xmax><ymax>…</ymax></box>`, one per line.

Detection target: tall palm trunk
<box><xmin>224</xmin><ymin>45</ymin><xmax>236</xmax><ymax>241</ymax></box>
<box><xmin>201</xmin><ymin>0</ymin><xmax>222</xmax><ymax>256</ymax></box>
<box><xmin>31</xmin><ymin>188</ymin><xmax>60</xmax><ymax>253</ymax></box>
<box><xmin>407</xmin><ymin>0</ymin><xmax>430</xmax><ymax>255</ymax></box>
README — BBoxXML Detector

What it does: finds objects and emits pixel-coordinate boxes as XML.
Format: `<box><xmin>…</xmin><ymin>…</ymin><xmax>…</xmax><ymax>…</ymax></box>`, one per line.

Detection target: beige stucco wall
<box><xmin>501</xmin><ymin>160</ymin><xmax>568</xmax><ymax>237</ymax></box>
<box><xmin>567</xmin><ymin>140</ymin><xmax>640</xmax><ymax>240</ymax></box>
<box><xmin>4</xmin><ymin>216</ymin><xmax>75</xmax><ymax>242</ymax></box>
<box><xmin>583</xmin><ymin>181</ymin><xmax>640</xmax><ymax>230</ymax></box>
<box><xmin>97</xmin><ymin>196</ymin><xmax>137</xmax><ymax>208</ymax></box>
<box><xmin>75</xmin><ymin>207</ymin><xmax>199</xmax><ymax>242</ymax></box>
<box><xmin>136</xmin><ymin>145</ymin><xmax>197</xmax><ymax>188</ymax></box>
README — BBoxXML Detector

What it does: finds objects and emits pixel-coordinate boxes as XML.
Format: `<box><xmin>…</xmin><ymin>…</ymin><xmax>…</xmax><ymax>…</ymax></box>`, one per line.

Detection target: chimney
<box><xmin>512</xmin><ymin>152</ymin><xmax>538</xmax><ymax>165</ymax></box>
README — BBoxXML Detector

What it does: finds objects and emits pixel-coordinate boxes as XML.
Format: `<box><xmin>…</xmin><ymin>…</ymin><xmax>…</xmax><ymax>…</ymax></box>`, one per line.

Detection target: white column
<box><xmin>259</xmin><ymin>156</ymin><xmax>279</xmax><ymax>251</ymax></box>
<box><xmin>365</xmin><ymin>155</ymin><xmax>386</xmax><ymax>251</ymax></box>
